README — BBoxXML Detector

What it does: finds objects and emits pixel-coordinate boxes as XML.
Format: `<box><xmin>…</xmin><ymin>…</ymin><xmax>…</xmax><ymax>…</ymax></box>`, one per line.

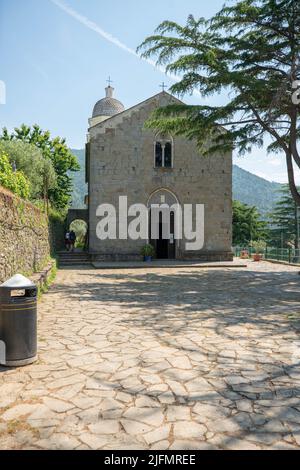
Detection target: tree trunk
<box><xmin>286</xmin><ymin>151</ymin><xmax>300</xmax><ymax>207</ymax></box>
<box><xmin>294</xmin><ymin>204</ymin><xmax>299</xmax><ymax>249</ymax></box>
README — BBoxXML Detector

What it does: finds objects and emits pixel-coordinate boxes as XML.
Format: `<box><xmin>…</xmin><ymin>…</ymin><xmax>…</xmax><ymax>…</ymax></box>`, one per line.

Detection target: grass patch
<box><xmin>6</xmin><ymin>419</ymin><xmax>40</xmax><ymax>438</ymax></box>
<box><xmin>37</xmin><ymin>259</ymin><xmax>57</xmax><ymax>299</ymax></box>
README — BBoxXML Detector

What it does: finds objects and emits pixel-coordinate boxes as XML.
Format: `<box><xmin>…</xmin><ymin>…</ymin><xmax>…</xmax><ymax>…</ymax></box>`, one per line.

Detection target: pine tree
<box><xmin>268</xmin><ymin>185</ymin><xmax>299</xmax><ymax>248</ymax></box>
<box><xmin>138</xmin><ymin>0</ymin><xmax>300</xmax><ymax>206</ymax></box>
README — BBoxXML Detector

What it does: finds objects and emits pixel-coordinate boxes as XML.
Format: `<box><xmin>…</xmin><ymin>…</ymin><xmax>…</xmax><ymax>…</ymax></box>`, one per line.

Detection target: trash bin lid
<box><xmin>0</xmin><ymin>274</ymin><xmax>36</xmax><ymax>290</ymax></box>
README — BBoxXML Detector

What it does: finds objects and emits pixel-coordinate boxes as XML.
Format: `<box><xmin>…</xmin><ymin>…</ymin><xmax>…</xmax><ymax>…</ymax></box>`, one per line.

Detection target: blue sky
<box><xmin>0</xmin><ymin>0</ymin><xmax>291</xmax><ymax>183</ymax></box>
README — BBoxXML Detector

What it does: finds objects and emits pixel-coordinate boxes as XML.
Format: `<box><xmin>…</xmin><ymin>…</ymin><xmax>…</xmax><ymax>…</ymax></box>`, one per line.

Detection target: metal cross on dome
<box><xmin>107</xmin><ymin>76</ymin><xmax>113</xmax><ymax>87</ymax></box>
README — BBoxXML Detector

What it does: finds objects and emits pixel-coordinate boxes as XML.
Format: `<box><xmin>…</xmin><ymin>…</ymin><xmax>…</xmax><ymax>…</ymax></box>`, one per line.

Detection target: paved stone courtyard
<box><xmin>1</xmin><ymin>261</ymin><xmax>300</xmax><ymax>450</ymax></box>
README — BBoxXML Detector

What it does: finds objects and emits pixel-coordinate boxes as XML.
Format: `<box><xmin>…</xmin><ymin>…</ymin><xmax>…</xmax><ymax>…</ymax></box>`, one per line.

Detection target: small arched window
<box><xmin>155</xmin><ymin>142</ymin><xmax>163</xmax><ymax>167</ymax></box>
<box><xmin>154</xmin><ymin>133</ymin><xmax>173</xmax><ymax>168</ymax></box>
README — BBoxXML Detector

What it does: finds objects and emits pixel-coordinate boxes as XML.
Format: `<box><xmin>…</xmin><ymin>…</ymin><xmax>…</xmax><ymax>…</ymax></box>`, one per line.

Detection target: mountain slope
<box><xmin>232</xmin><ymin>165</ymin><xmax>282</xmax><ymax>215</ymax></box>
<box><xmin>69</xmin><ymin>148</ymin><xmax>282</xmax><ymax>215</ymax></box>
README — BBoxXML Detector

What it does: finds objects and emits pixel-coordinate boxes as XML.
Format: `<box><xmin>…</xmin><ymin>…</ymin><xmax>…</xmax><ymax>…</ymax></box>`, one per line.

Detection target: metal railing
<box><xmin>234</xmin><ymin>246</ymin><xmax>300</xmax><ymax>264</ymax></box>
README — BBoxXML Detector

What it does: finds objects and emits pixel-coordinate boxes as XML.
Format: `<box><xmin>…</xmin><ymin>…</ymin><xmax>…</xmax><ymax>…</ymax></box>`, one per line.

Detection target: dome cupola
<box><xmin>92</xmin><ymin>86</ymin><xmax>125</xmax><ymax>120</ymax></box>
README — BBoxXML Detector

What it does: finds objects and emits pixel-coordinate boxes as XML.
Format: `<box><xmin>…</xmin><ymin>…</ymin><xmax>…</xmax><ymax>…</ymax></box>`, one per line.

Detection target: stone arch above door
<box><xmin>147</xmin><ymin>188</ymin><xmax>179</xmax><ymax>207</ymax></box>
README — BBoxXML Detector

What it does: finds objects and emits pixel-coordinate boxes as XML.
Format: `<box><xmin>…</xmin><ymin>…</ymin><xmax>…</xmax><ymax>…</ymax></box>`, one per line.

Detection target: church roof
<box><xmin>92</xmin><ymin>86</ymin><xmax>125</xmax><ymax>118</ymax></box>
<box><xmin>89</xmin><ymin>91</ymin><xmax>183</xmax><ymax>130</ymax></box>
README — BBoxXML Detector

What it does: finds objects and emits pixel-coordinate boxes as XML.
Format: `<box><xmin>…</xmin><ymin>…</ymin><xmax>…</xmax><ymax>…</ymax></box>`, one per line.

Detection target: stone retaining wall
<box><xmin>0</xmin><ymin>186</ymin><xmax>51</xmax><ymax>283</ymax></box>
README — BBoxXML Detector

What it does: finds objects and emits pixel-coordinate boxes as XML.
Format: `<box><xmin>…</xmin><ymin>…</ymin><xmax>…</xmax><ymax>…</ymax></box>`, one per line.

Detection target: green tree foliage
<box><xmin>138</xmin><ymin>0</ymin><xmax>300</xmax><ymax>205</ymax></box>
<box><xmin>0</xmin><ymin>150</ymin><xmax>30</xmax><ymax>199</ymax></box>
<box><xmin>233</xmin><ymin>200</ymin><xmax>267</xmax><ymax>246</ymax></box>
<box><xmin>268</xmin><ymin>185</ymin><xmax>299</xmax><ymax>247</ymax></box>
<box><xmin>0</xmin><ymin>140</ymin><xmax>56</xmax><ymax>203</ymax></box>
<box><xmin>1</xmin><ymin>124</ymin><xmax>79</xmax><ymax>210</ymax></box>
<box><xmin>69</xmin><ymin>149</ymin><xmax>88</xmax><ymax>209</ymax></box>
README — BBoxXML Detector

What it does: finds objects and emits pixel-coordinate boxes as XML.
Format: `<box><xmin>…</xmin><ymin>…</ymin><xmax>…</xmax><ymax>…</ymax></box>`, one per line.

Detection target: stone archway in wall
<box><xmin>69</xmin><ymin>219</ymin><xmax>88</xmax><ymax>251</ymax></box>
<box><xmin>147</xmin><ymin>188</ymin><xmax>180</xmax><ymax>260</ymax></box>
<box><xmin>67</xmin><ymin>209</ymin><xmax>88</xmax><ymax>226</ymax></box>
<box><xmin>67</xmin><ymin>209</ymin><xmax>89</xmax><ymax>252</ymax></box>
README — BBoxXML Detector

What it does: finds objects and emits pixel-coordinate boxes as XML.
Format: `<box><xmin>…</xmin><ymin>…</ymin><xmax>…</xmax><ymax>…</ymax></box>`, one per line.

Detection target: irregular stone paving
<box><xmin>1</xmin><ymin>261</ymin><xmax>300</xmax><ymax>450</ymax></box>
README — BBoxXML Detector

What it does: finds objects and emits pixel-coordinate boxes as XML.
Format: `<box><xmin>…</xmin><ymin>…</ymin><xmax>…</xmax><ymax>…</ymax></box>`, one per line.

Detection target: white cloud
<box><xmin>0</xmin><ymin>80</ymin><xmax>6</xmax><ymax>105</ymax></box>
<box><xmin>50</xmin><ymin>0</ymin><xmax>202</xmax><ymax>98</ymax></box>
<box><xmin>28</xmin><ymin>60</ymin><xmax>49</xmax><ymax>82</ymax></box>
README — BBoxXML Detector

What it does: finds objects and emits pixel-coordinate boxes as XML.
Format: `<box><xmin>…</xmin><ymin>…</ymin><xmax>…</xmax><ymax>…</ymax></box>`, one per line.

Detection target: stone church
<box><xmin>84</xmin><ymin>84</ymin><xmax>233</xmax><ymax>261</ymax></box>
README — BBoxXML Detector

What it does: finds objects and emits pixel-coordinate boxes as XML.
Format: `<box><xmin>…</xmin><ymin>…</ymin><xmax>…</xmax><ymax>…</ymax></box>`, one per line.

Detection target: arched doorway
<box><xmin>69</xmin><ymin>219</ymin><xmax>88</xmax><ymax>252</ymax></box>
<box><xmin>147</xmin><ymin>189</ymin><xmax>179</xmax><ymax>260</ymax></box>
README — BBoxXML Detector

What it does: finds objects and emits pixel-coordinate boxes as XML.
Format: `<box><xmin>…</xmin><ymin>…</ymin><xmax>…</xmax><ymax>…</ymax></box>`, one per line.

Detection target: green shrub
<box><xmin>0</xmin><ymin>150</ymin><xmax>30</xmax><ymax>199</ymax></box>
<box><xmin>141</xmin><ymin>244</ymin><xmax>156</xmax><ymax>257</ymax></box>
<box><xmin>0</xmin><ymin>140</ymin><xmax>56</xmax><ymax>202</ymax></box>
<box><xmin>250</xmin><ymin>240</ymin><xmax>267</xmax><ymax>254</ymax></box>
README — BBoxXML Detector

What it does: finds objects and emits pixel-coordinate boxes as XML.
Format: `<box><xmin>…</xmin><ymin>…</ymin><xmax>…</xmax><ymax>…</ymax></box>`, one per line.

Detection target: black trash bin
<box><xmin>0</xmin><ymin>274</ymin><xmax>37</xmax><ymax>367</ymax></box>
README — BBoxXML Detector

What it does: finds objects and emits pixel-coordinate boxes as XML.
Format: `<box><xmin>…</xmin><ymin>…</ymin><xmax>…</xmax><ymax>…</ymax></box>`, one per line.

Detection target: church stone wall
<box><xmin>88</xmin><ymin>93</ymin><xmax>232</xmax><ymax>261</ymax></box>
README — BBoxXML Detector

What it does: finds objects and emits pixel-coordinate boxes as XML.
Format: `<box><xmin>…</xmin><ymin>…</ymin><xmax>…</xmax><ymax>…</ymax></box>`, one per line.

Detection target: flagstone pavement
<box><xmin>1</xmin><ymin>261</ymin><xmax>300</xmax><ymax>450</ymax></box>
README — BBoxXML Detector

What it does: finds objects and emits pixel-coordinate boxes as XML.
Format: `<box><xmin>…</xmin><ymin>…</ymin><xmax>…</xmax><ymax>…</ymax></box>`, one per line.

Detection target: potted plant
<box><xmin>240</xmin><ymin>249</ymin><xmax>249</xmax><ymax>259</ymax></box>
<box><xmin>141</xmin><ymin>244</ymin><xmax>155</xmax><ymax>262</ymax></box>
<box><xmin>250</xmin><ymin>240</ymin><xmax>266</xmax><ymax>262</ymax></box>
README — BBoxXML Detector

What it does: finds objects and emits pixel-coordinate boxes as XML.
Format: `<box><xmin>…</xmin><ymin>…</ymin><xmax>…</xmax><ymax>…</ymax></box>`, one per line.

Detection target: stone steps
<box><xmin>57</xmin><ymin>252</ymin><xmax>92</xmax><ymax>267</ymax></box>
<box><xmin>59</xmin><ymin>255</ymin><xmax>90</xmax><ymax>260</ymax></box>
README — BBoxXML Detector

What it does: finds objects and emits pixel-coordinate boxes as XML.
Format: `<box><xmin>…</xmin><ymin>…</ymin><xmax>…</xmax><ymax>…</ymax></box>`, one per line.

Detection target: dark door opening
<box><xmin>157</xmin><ymin>214</ymin><xmax>169</xmax><ymax>259</ymax></box>
<box><xmin>149</xmin><ymin>210</ymin><xmax>176</xmax><ymax>260</ymax></box>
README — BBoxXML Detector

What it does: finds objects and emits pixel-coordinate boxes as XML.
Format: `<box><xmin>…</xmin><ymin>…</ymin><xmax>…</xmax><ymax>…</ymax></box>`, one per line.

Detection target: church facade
<box><xmin>85</xmin><ymin>86</ymin><xmax>233</xmax><ymax>261</ymax></box>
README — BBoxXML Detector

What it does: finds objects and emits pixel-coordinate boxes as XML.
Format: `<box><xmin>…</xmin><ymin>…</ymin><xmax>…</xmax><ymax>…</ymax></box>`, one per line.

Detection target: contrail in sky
<box><xmin>50</xmin><ymin>0</ymin><xmax>201</xmax><ymax>97</ymax></box>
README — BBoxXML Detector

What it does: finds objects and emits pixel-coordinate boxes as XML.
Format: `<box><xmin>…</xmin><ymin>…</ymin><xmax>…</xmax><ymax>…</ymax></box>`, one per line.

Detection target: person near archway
<box><xmin>69</xmin><ymin>230</ymin><xmax>77</xmax><ymax>252</ymax></box>
<box><xmin>65</xmin><ymin>230</ymin><xmax>71</xmax><ymax>251</ymax></box>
